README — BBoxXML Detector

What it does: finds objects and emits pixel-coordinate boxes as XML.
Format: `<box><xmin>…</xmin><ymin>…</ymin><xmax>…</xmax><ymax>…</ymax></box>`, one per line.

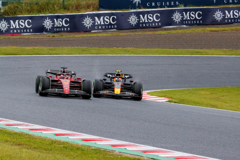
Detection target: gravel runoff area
<box><xmin>0</xmin><ymin>25</ymin><xmax>240</xmax><ymax>49</ymax></box>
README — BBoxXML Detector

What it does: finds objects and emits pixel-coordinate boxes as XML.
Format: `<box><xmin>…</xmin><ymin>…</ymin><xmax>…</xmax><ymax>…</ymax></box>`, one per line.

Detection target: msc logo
<box><xmin>95</xmin><ymin>16</ymin><xmax>117</xmax><ymax>25</ymax></box>
<box><xmin>0</xmin><ymin>19</ymin><xmax>33</xmax><ymax>33</ymax></box>
<box><xmin>43</xmin><ymin>17</ymin><xmax>70</xmax><ymax>31</ymax></box>
<box><xmin>213</xmin><ymin>9</ymin><xmax>240</xmax><ymax>23</ymax></box>
<box><xmin>0</xmin><ymin>19</ymin><xmax>9</xmax><ymax>33</ymax></box>
<box><xmin>172</xmin><ymin>11</ymin><xmax>202</xmax><ymax>24</ymax></box>
<box><xmin>82</xmin><ymin>16</ymin><xmax>117</xmax><ymax>30</ymax></box>
<box><xmin>128</xmin><ymin>13</ymin><xmax>161</xmax><ymax>27</ymax></box>
<box><xmin>128</xmin><ymin>14</ymin><xmax>139</xmax><ymax>26</ymax></box>
<box><xmin>225</xmin><ymin>10</ymin><xmax>240</xmax><ymax>23</ymax></box>
<box><xmin>225</xmin><ymin>10</ymin><xmax>240</xmax><ymax>18</ymax></box>
<box><xmin>10</xmin><ymin>19</ymin><xmax>32</xmax><ymax>28</ymax></box>
<box><xmin>54</xmin><ymin>18</ymin><xmax>69</xmax><ymax>27</ymax></box>
<box><xmin>183</xmin><ymin>11</ymin><xmax>202</xmax><ymax>20</ymax></box>
<box><xmin>213</xmin><ymin>9</ymin><xmax>224</xmax><ymax>22</ymax></box>
<box><xmin>140</xmin><ymin>13</ymin><xmax>160</xmax><ymax>23</ymax></box>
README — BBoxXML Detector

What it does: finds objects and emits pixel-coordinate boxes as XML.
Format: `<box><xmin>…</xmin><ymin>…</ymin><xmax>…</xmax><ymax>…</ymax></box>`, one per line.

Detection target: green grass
<box><xmin>148</xmin><ymin>87</ymin><xmax>240</xmax><ymax>112</ymax></box>
<box><xmin>0</xmin><ymin>47</ymin><xmax>240</xmax><ymax>56</ymax></box>
<box><xmin>2</xmin><ymin>0</ymin><xmax>98</xmax><ymax>16</ymax></box>
<box><xmin>0</xmin><ymin>128</ymin><xmax>145</xmax><ymax>160</ymax></box>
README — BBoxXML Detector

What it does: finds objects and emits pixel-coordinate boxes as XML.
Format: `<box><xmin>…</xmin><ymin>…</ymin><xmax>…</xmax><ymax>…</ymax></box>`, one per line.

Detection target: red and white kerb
<box><xmin>0</xmin><ymin>118</ymin><xmax>219</xmax><ymax>160</ymax></box>
<box><xmin>143</xmin><ymin>91</ymin><xmax>170</xmax><ymax>102</ymax></box>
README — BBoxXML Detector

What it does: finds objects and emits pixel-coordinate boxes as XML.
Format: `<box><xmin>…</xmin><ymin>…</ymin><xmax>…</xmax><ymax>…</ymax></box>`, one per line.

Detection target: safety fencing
<box><xmin>0</xmin><ymin>6</ymin><xmax>240</xmax><ymax>35</ymax></box>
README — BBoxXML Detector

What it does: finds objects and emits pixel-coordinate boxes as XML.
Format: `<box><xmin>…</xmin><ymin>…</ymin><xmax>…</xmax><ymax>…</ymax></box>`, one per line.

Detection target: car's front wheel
<box><xmin>38</xmin><ymin>76</ymin><xmax>50</xmax><ymax>96</ymax></box>
<box><xmin>133</xmin><ymin>82</ymin><xmax>143</xmax><ymax>101</ymax></box>
<box><xmin>35</xmin><ymin>75</ymin><xmax>42</xmax><ymax>93</ymax></box>
<box><xmin>82</xmin><ymin>80</ymin><xmax>92</xmax><ymax>99</ymax></box>
<box><xmin>93</xmin><ymin>79</ymin><xmax>103</xmax><ymax>98</ymax></box>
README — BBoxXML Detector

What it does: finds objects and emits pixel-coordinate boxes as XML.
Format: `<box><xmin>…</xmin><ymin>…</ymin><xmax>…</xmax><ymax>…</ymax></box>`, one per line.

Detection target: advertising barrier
<box><xmin>99</xmin><ymin>0</ymin><xmax>240</xmax><ymax>10</ymax></box>
<box><xmin>0</xmin><ymin>7</ymin><xmax>240</xmax><ymax>35</ymax></box>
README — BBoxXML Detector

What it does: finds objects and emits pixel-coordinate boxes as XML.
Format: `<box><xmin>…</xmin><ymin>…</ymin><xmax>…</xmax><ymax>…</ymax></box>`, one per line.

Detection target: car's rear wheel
<box><xmin>93</xmin><ymin>79</ymin><xmax>103</xmax><ymax>98</ymax></box>
<box><xmin>38</xmin><ymin>76</ymin><xmax>50</xmax><ymax>96</ymax></box>
<box><xmin>82</xmin><ymin>80</ymin><xmax>92</xmax><ymax>99</ymax></box>
<box><xmin>35</xmin><ymin>75</ymin><xmax>42</xmax><ymax>93</ymax></box>
<box><xmin>133</xmin><ymin>82</ymin><xmax>143</xmax><ymax>101</ymax></box>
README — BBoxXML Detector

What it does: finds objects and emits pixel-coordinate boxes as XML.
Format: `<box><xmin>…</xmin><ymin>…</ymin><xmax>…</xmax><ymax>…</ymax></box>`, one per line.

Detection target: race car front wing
<box><xmin>94</xmin><ymin>90</ymin><xmax>141</xmax><ymax>98</ymax></box>
<box><xmin>41</xmin><ymin>89</ymin><xmax>90</xmax><ymax>96</ymax></box>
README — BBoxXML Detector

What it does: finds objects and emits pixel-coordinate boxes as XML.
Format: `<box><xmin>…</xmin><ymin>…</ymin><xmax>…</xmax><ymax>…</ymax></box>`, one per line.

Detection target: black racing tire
<box><xmin>82</xmin><ymin>80</ymin><xmax>92</xmax><ymax>99</ymax></box>
<box><xmin>133</xmin><ymin>82</ymin><xmax>143</xmax><ymax>101</ymax></box>
<box><xmin>93</xmin><ymin>79</ymin><xmax>103</xmax><ymax>98</ymax></box>
<box><xmin>35</xmin><ymin>75</ymin><xmax>42</xmax><ymax>93</ymax></box>
<box><xmin>38</xmin><ymin>76</ymin><xmax>50</xmax><ymax>96</ymax></box>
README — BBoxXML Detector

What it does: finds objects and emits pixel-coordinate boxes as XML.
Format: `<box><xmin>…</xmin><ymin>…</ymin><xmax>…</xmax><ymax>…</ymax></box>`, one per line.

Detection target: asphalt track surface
<box><xmin>1</xmin><ymin>56</ymin><xmax>240</xmax><ymax>160</ymax></box>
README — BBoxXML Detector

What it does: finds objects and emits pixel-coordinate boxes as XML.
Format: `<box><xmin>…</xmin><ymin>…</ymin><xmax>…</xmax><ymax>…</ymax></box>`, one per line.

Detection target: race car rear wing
<box><xmin>104</xmin><ymin>73</ymin><xmax>132</xmax><ymax>79</ymax></box>
<box><xmin>45</xmin><ymin>69</ymin><xmax>76</xmax><ymax>76</ymax></box>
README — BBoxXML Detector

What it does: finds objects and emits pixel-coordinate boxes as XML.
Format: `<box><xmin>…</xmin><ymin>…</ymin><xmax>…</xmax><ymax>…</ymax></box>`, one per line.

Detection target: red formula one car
<box><xmin>35</xmin><ymin>67</ymin><xmax>92</xmax><ymax>99</ymax></box>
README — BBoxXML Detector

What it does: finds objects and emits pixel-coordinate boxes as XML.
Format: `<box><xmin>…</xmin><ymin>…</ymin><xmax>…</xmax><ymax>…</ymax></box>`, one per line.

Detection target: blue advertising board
<box><xmin>0</xmin><ymin>7</ymin><xmax>240</xmax><ymax>35</ymax></box>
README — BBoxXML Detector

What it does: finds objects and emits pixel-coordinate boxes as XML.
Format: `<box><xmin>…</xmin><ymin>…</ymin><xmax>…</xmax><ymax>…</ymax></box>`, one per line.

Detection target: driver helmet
<box><xmin>114</xmin><ymin>77</ymin><xmax>122</xmax><ymax>82</ymax></box>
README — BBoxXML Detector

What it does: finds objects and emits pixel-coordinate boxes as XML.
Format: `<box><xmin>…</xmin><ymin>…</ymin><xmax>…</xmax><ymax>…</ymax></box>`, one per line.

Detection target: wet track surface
<box><xmin>0</xmin><ymin>56</ymin><xmax>240</xmax><ymax>159</ymax></box>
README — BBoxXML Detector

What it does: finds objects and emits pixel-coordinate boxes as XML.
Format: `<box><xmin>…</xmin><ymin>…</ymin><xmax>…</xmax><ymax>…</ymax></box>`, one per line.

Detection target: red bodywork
<box><xmin>48</xmin><ymin>75</ymin><xmax>82</xmax><ymax>95</ymax></box>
